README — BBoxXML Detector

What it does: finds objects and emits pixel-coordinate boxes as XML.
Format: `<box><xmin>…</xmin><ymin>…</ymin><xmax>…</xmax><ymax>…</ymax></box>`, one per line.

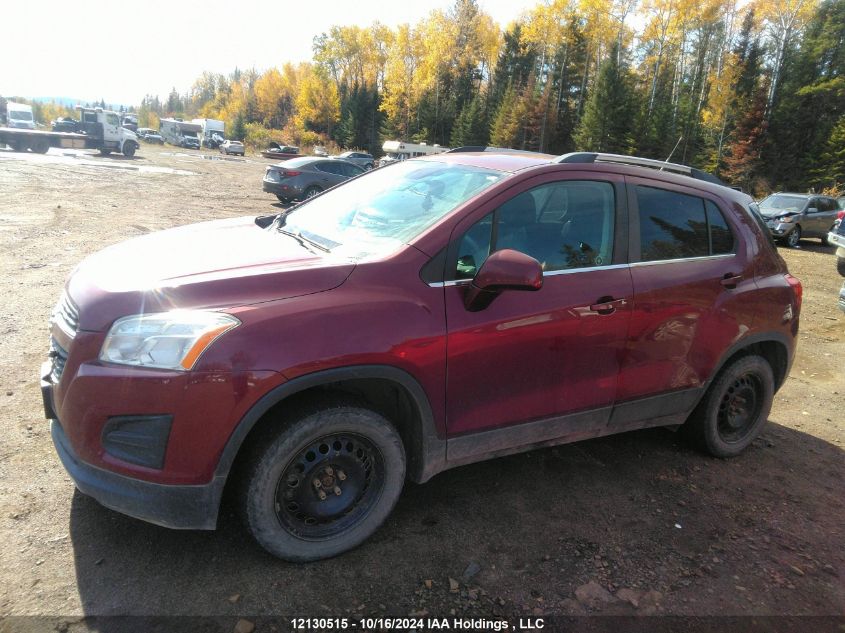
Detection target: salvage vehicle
<box><xmin>758</xmin><ymin>193</ymin><xmax>841</xmax><ymax>247</ymax></box>
<box><xmin>261</xmin><ymin>142</ymin><xmax>303</xmax><ymax>160</ymax></box>
<box><xmin>52</xmin><ymin>117</ymin><xmax>78</xmax><ymax>133</ymax></box>
<box><xmin>829</xmin><ymin>212</ymin><xmax>845</xmax><ymax>276</ymax></box>
<box><xmin>262</xmin><ymin>156</ymin><xmax>363</xmax><ymax>202</ymax></box>
<box><xmin>43</xmin><ymin>150</ymin><xmax>801</xmax><ymax>562</ymax></box>
<box><xmin>0</xmin><ymin>106</ymin><xmax>138</xmax><ymax>156</ymax></box>
<box><xmin>220</xmin><ymin>139</ymin><xmax>245</xmax><ymax>156</ymax></box>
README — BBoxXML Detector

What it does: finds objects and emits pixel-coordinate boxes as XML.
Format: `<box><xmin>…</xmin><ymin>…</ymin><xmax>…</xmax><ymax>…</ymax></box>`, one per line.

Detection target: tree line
<box><xmin>13</xmin><ymin>0</ymin><xmax>845</xmax><ymax>195</ymax></box>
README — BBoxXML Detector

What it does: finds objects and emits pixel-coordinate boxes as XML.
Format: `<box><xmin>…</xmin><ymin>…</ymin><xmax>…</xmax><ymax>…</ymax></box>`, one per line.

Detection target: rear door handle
<box><xmin>588</xmin><ymin>297</ymin><xmax>628</xmax><ymax>315</ymax></box>
<box><xmin>720</xmin><ymin>273</ymin><xmax>743</xmax><ymax>288</ymax></box>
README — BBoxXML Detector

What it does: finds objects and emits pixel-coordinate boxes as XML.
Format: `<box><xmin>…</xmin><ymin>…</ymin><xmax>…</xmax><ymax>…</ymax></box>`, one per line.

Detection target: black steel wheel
<box><xmin>240</xmin><ymin>401</ymin><xmax>405</xmax><ymax>561</ymax></box>
<box><xmin>683</xmin><ymin>355</ymin><xmax>774</xmax><ymax>457</ymax></box>
<box><xmin>274</xmin><ymin>433</ymin><xmax>384</xmax><ymax>540</ymax></box>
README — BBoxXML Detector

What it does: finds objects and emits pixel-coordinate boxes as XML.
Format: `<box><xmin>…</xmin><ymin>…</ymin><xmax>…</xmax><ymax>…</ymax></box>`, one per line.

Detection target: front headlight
<box><xmin>778</xmin><ymin>215</ymin><xmax>795</xmax><ymax>224</ymax></box>
<box><xmin>99</xmin><ymin>311</ymin><xmax>240</xmax><ymax>371</ymax></box>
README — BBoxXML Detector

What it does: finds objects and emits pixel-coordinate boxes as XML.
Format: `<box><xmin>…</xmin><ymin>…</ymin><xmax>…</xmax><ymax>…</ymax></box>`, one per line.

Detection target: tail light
<box><xmin>279</xmin><ymin>170</ymin><xmax>301</xmax><ymax>178</ymax></box>
<box><xmin>785</xmin><ymin>274</ymin><xmax>802</xmax><ymax>313</ymax></box>
<box><xmin>837</xmin><ymin>210</ymin><xmax>844</xmax><ymax>220</ymax></box>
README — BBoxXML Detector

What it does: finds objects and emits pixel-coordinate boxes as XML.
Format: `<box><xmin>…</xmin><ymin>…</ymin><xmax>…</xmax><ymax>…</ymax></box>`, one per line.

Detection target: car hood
<box><xmin>67</xmin><ymin>216</ymin><xmax>355</xmax><ymax>331</ymax></box>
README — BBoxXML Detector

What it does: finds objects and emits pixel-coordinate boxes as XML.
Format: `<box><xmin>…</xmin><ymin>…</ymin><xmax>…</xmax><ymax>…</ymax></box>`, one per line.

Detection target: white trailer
<box><xmin>191</xmin><ymin>118</ymin><xmax>225</xmax><ymax>148</ymax></box>
<box><xmin>380</xmin><ymin>140</ymin><xmax>448</xmax><ymax>165</ymax></box>
<box><xmin>160</xmin><ymin>119</ymin><xmax>202</xmax><ymax>146</ymax></box>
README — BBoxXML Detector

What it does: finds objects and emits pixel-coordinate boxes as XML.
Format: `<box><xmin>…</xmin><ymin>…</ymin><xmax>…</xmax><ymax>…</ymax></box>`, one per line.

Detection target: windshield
<box><xmin>10</xmin><ymin>110</ymin><xmax>33</xmax><ymax>122</ymax></box>
<box><xmin>759</xmin><ymin>194</ymin><xmax>807</xmax><ymax>214</ymax></box>
<box><xmin>277</xmin><ymin>159</ymin><xmax>504</xmax><ymax>258</ymax></box>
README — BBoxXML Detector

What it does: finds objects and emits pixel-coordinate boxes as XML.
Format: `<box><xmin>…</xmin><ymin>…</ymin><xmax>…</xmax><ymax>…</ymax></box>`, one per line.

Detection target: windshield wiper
<box><xmin>277</xmin><ymin>228</ymin><xmax>330</xmax><ymax>253</ymax></box>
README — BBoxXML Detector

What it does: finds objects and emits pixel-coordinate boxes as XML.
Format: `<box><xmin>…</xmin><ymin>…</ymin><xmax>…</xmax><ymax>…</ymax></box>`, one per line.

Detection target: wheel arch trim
<box><xmin>213</xmin><ymin>365</ymin><xmax>446</xmax><ymax>485</ymax></box>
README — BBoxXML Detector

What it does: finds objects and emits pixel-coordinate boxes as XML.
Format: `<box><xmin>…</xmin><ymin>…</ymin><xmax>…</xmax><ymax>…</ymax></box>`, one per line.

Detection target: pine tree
<box><xmin>574</xmin><ymin>43</ymin><xmax>637</xmax><ymax>153</ymax></box>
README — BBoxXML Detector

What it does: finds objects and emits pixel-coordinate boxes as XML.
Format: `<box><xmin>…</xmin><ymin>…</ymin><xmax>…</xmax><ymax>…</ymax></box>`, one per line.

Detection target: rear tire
<box><xmin>837</xmin><ymin>257</ymin><xmax>845</xmax><ymax>277</ymax></box>
<box><xmin>239</xmin><ymin>402</ymin><xmax>405</xmax><ymax>562</ymax></box>
<box><xmin>276</xmin><ymin>194</ymin><xmax>290</xmax><ymax>204</ymax></box>
<box><xmin>682</xmin><ymin>355</ymin><xmax>774</xmax><ymax>458</ymax></box>
<box><xmin>30</xmin><ymin>138</ymin><xmax>50</xmax><ymax>154</ymax></box>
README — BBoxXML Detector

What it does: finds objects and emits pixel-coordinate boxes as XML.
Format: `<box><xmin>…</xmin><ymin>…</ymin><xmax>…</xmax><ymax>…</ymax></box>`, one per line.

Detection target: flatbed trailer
<box><xmin>0</xmin><ymin>107</ymin><xmax>139</xmax><ymax>157</ymax></box>
<box><xmin>0</xmin><ymin>127</ymin><xmax>91</xmax><ymax>154</ymax></box>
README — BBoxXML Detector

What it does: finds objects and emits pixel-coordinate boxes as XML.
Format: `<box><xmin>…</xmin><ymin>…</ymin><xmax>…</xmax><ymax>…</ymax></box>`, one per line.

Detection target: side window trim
<box><xmin>441</xmin><ymin>176</ymin><xmax>628</xmax><ymax>283</ymax></box>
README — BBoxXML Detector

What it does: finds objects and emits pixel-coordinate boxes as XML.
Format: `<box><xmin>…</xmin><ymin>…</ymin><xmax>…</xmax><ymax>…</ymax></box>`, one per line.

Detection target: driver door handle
<box><xmin>588</xmin><ymin>297</ymin><xmax>627</xmax><ymax>315</ymax></box>
<box><xmin>720</xmin><ymin>273</ymin><xmax>743</xmax><ymax>288</ymax></box>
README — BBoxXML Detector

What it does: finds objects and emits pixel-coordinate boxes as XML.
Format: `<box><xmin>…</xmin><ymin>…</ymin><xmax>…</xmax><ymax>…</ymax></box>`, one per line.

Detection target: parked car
<box><xmin>43</xmin><ymin>150</ymin><xmax>801</xmax><ymax>562</ymax></box>
<box><xmin>51</xmin><ymin>117</ymin><xmax>78</xmax><ymax>133</ymax></box>
<box><xmin>757</xmin><ymin>192</ymin><xmax>841</xmax><ymax>247</ymax></box>
<box><xmin>137</xmin><ymin>128</ymin><xmax>164</xmax><ymax>144</ymax></box>
<box><xmin>262</xmin><ymin>156</ymin><xmax>364</xmax><ymax>203</ymax></box>
<box><xmin>335</xmin><ymin>150</ymin><xmax>375</xmax><ymax>170</ymax></box>
<box><xmin>180</xmin><ymin>136</ymin><xmax>200</xmax><ymax>150</ymax></box>
<box><xmin>828</xmin><ymin>213</ymin><xmax>845</xmax><ymax>276</ymax></box>
<box><xmin>220</xmin><ymin>140</ymin><xmax>245</xmax><ymax>156</ymax></box>
<box><xmin>261</xmin><ymin>142</ymin><xmax>303</xmax><ymax>160</ymax></box>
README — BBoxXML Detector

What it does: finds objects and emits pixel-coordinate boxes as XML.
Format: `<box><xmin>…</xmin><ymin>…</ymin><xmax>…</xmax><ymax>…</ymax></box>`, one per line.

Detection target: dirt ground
<box><xmin>0</xmin><ymin>144</ymin><xmax>842</xmax><ymax>625</ymax></box>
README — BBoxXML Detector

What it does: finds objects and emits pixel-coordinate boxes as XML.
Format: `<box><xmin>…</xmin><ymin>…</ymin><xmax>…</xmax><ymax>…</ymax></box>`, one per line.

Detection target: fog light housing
<box><xmin>102</xmin><ymin>415</ymin><xmax>173</xmax><ymax>469</ymax></box>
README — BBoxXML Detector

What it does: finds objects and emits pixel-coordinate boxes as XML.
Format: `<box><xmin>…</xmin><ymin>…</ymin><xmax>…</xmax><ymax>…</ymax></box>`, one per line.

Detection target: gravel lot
<box><xmin>0</xmin><ymin>144</ymin><xmax>842</xmax><ymax>624</ymax></box>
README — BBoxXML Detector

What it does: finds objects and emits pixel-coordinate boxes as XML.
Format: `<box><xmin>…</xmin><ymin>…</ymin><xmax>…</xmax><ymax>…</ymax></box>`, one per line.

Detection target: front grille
<box><xmin>51</xmin><ymin>290</ymin><xmax>79</xmax><ymax>338</ymax></box>
<box><xmin>49</xmin><ymin>337</ymin><xmax>69</xmax><ymax>383</ymax></box>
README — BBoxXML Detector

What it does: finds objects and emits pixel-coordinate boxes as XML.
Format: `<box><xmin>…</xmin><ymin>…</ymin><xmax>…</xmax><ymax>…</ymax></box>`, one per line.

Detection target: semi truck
<box><xmin>192</xmin><ymin>118</ymin><xmax>225</xmax><ymax>148</ymax></box>
<box><xmin>0</xmin><ymin>106</ymin><xmax>139</xmax><ymax>156</ymax></box>
<box><xmin>160</xmin><ymin>118</ymin><xmax>202</xmax><ymax>147</ymax></box>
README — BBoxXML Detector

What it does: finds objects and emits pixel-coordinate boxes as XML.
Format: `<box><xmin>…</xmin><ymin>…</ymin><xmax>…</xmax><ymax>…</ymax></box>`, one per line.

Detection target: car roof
<box><xmin>417</xmin><ymin>150</ymin><xmax>753</xmax><ymax>206</ymax></box>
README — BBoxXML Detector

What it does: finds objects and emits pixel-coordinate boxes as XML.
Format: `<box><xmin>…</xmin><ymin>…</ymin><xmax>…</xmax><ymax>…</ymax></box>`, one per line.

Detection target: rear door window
<box><xmin>636</xmin><ymin>186</ymin><xmax>734</xmax><ymax>261</ymax></box>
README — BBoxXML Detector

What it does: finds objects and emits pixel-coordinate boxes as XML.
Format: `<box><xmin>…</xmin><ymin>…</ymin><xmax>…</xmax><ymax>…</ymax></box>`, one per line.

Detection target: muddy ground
<box><xmin>0</xmin><ymin>144</ymin><xmax>842</xmax><ymax>627</ymax></box>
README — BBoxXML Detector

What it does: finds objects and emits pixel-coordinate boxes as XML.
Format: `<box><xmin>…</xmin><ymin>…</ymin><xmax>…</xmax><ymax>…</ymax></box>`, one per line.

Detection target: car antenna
<box><xmin>663</xmin><ymin>136</ymin><xmax>683</xmax><ymax>168</ymax></box>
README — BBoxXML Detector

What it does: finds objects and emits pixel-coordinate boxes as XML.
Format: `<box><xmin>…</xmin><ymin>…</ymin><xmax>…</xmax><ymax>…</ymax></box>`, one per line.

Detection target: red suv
<box><xmin>43</xmin><ymin>150</ymin><xmax>802</xmax><ymax>561</ymax></box>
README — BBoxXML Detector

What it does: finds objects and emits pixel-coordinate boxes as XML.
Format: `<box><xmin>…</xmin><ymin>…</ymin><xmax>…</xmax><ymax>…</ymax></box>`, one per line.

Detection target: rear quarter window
<box><xmin>636</xmin><ymin>186</ymin><xmax>735</xmax><ymax>261</ymax></box>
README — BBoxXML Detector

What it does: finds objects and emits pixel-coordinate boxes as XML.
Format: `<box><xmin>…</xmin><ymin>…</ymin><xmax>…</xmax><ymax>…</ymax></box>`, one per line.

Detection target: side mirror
<box><xmin>464</xmin><ymin>249</ymin><xmax>543</xmax><ymax>312</ymax></box>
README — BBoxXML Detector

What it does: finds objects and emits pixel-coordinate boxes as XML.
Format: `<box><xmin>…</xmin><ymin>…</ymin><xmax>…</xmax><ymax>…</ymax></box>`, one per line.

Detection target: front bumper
<box><xmin>50</xmin><ymin>417</ymin><xmax>223</xmax><ymax>530</ymax></box>
<box><xmin>827</xmin><ymin>231</ymin><xmax>845</xmax><ymax>254</ymax></box>
<box><xmin>765</xmin><ymin>220</ymin><xmax>796</xmax><ymax>239</ymax></box>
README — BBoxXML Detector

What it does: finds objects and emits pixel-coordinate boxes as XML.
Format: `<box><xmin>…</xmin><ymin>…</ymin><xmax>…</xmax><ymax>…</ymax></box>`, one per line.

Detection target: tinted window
<box><xmin>454</xmin><ymin>180</ymin><xmax>616</xmax><ymax>278</ymax></box>
<box><xmin>637</xmin><ymin>187</ymin><xmax>709</xmax><ymax>260</ymax></box>
<box><xmin>706</xmin><ymin>200</ymin><xmax>734</xmax><ymax>254</ymax></box>
<box><xmin>315</xmin><ymin>162</ymin><xmax>343</xmax><ymax>175</ymax></box>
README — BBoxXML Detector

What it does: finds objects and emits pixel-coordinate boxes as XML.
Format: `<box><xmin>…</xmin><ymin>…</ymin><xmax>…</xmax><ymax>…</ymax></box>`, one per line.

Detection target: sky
<box><xmin>2</xmin><ymin>0</ymin><xmax>531</xmax><ymax>107</ymax></box>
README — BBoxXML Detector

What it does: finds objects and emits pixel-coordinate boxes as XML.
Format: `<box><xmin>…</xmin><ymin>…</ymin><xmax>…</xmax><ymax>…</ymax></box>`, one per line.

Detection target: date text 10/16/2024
<box><xmin>290</xmin><ymin>617</ymin><xmax>546</xmax><ymax>630</ymax></box>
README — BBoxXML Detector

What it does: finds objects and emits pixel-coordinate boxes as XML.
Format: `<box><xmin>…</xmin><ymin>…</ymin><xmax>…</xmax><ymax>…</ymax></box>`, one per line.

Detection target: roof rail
<box><xmin>448</xmin><ymin>145</ymin><xmax>544</xmax><ymax>156</ymax></box>
<box><xmin>553</xmin><ymin>152</ymin><xmax>726</xmax><ymax>186</ymax></box>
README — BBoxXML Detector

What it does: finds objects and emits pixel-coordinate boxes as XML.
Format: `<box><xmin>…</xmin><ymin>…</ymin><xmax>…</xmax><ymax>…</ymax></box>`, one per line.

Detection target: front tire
<box><xmin>122</xmin><ymin>143</ymin><xmax>136</xmax><ymax>158</ymax></box>
<box><xmin>303</xmin><ymin>186</ymin><xmax>322</xmax><ymax>199</ymax></box>
<box><xmin>785</xmin><ymin>225</ymin><xmax>802</xmax><ymax>247</ymax></box>
<box><xmin>240</xmin><ymin>402</ymin><xmax>406</xmax><ymax>562</ymax></box>
<box><xmin>682</xmin><ymin>355</ymin><xmax>774</xmax><ymax>457</ymax></box>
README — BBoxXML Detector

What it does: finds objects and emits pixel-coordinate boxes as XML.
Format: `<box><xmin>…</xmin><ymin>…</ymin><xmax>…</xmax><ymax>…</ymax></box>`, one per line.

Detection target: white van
<box><xmin>5</xmin><ymin>102</ymin><xmax>35</xmax><ymax>129</ymax></box>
